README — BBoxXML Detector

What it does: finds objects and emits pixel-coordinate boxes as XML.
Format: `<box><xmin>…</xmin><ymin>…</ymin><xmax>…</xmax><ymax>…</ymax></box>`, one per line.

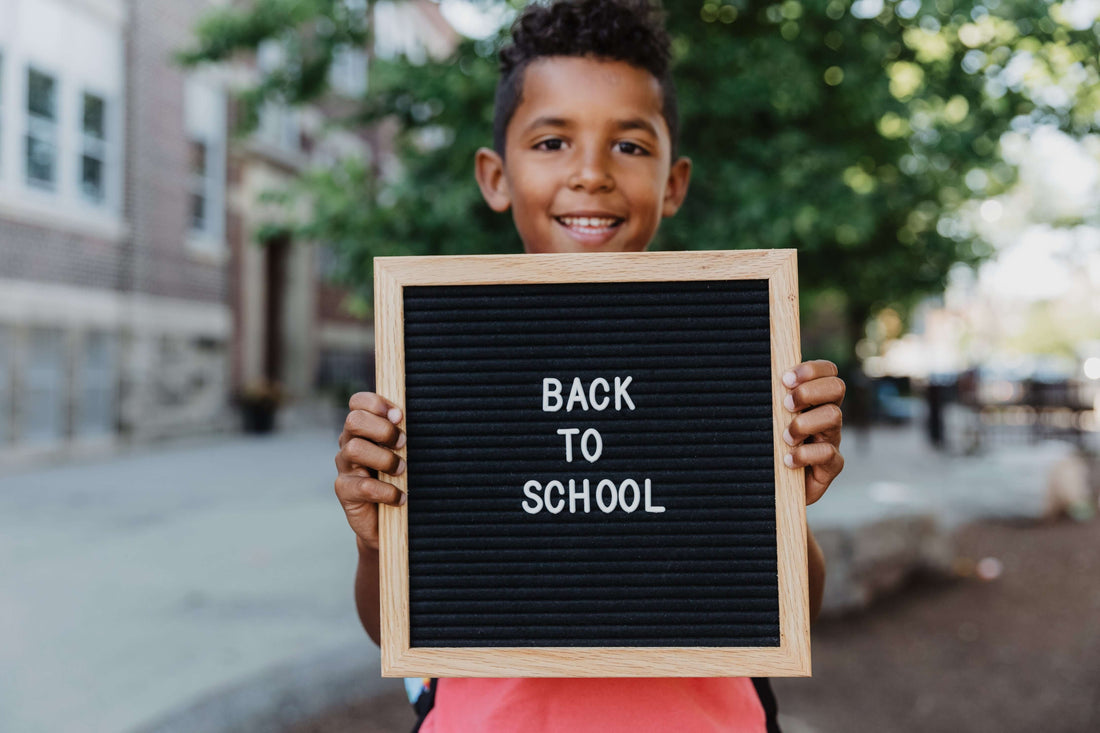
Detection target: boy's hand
<box><xmin>334</xmin><ymin>392</ymin><xmax>407</xmax><ymax>551</ymax></box>
<box><xmin>782</xmin><ymin>360</ymin><xmax>845</xmax><ymax>506</ymax></box>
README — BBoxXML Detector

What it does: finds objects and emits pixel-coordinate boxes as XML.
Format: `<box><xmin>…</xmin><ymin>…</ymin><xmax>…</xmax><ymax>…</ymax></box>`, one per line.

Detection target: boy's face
<box><xmin>476</xmin><ymin>56</ymin><xmax>692</xmax><ymax>254</ymax></box>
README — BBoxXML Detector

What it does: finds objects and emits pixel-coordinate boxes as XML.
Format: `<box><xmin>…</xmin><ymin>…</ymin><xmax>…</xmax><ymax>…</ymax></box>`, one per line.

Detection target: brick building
<box><xmin>0</xmin><ymin>0</ymin><xmax>455</xmax><ymax>467</ymax></box>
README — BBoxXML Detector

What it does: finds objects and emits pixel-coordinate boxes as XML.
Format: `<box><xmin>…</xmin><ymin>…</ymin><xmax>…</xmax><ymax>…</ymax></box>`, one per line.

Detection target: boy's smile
<box><xmin>475</xmin><ymin>56</ymin><xmax>691</xmax><ymax>254</ymax></box>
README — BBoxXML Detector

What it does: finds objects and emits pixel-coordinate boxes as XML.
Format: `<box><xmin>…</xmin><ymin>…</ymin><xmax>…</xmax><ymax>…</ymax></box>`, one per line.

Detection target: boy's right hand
<box><xmin>334</xmin><ymin>392</ymin><xmax>407</xmax><ymax>551</ymax></box>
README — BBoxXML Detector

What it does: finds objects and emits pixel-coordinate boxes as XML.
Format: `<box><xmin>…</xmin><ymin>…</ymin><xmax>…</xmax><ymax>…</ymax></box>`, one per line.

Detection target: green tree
<box><xmin>180</xmin><ymin>0</ymin><xmax>1100</xmax><ymax>358</ymax></box>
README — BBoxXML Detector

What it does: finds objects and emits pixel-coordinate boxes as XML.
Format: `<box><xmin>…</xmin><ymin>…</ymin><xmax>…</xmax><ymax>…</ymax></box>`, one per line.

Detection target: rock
<box><xmin>1043</xmin><ymin>451</ymin><xmax>1094</xmax><ymax>521</ymax></box>
<box><xmin>816</xmin><ymin>514</ymin><xmax>954</xmax><ymax>616</ymax></box>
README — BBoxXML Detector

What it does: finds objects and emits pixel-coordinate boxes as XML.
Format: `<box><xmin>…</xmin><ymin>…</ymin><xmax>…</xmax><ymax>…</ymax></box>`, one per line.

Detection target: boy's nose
<box><xmin>568</xmin><ymin>151</ymin><xmax>614</xmax><ymax>193</ymax></box>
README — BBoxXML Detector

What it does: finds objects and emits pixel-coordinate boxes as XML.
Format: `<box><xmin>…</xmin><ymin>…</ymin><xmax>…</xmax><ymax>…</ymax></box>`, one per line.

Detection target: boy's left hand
<box><xmin>782</xmin><ymin>359</ymin><xmax>845</xmax><ymax>505</ymax></box>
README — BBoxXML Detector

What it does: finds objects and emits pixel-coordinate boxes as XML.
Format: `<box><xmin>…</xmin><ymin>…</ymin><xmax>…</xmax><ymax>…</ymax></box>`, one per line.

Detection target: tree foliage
<box><xmin>181</xmin><ymin>0</ymin><xmax>1100</xmax><ymax>347</ymax></box>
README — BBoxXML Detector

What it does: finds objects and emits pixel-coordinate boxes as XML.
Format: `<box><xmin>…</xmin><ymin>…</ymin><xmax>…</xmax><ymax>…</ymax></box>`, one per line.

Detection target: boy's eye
<box><xmin>616</xmin><ymin>141</ymin><xmax>649</xmax><ymax>156</ymax></box>
<box><xmin>534</xmin><ymin>139</ymin><xmax>564</xmax><ymax>151</ymax></box>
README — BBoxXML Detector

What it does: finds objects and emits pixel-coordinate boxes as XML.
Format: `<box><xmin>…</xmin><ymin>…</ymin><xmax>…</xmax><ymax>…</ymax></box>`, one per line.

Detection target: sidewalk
<box><xmin>0</xmin><ymin>426</ymin><xmax>401</xmax><ymax>733</ymax></box>
<box><xmin>810</xmin><ymin>420</ymin><xmax>1089</xmax><ymax>531</ymax></box>
<box><xmin>0</xmin><ymin>419</ymin><xmax>1090</xmax><ymax>733</ymax></box>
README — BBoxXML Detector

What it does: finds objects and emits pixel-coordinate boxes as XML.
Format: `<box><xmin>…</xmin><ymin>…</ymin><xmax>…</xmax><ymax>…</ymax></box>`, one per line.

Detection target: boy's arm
<box><xmin>782</xmin><ymin>360</ymin><xmax>845</xmax><ymax>624</ymax></box>
<box><xmin>808</xmin><ymin>526</ymin><xmax>825</xmax><ymax>622</ymax></box>
<box><xmin>354</xmin><ymin>540</ymin><xmax>382</xmax><ymax>645</ymax></box>
<box><xmin>335</xmin><ymin>392</ymin><xmax>408</xmax><ymax>647</ymax></box>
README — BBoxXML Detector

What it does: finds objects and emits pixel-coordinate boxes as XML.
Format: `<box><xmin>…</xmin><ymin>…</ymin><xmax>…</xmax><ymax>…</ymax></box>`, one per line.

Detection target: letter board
<box><xmin>375</xmin><ymin>250</ymin><xmax>809</xmax><ymax>677</ymax></box>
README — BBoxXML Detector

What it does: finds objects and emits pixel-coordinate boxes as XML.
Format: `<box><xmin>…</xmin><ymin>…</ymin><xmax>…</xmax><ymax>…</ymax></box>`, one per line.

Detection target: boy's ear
<box><xmin>661</xmin><ymin>156</ymin><xmax>693</xmax><ymax>217</ymax></box>
<box><xmin>475</xmin><ymin>147</ymin><xmax>512</xmax><ymax>213</ymax></box>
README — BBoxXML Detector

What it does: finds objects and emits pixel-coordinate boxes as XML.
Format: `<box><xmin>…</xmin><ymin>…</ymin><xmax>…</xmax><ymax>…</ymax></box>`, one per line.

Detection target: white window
<box><xmin>184</xmin><ymin>76</ymin><xmax>226</xmax><ymax>248</ymax></box>
<box><xmin>255</xmin><ymin>40</ymin><xmax>301</xmax><ymax>154</ymax></box>
<box><xmin>77</xmin><ymin>330</ymin><xmax>116</xmax><ymax>437</ymax></box>
<box><xmin>188</xmin><ymin>136</ymin><xmax>210</xmax><ymax>232</ymax></box>
<box><xmin>24</xmin><ymin>327</ymin><xmax>66</xmax><ymax>445</ymax></box>
<box><xmin>257</xmin><ymin>100</ymin><xmax>301</xmax><ymax>154</ymax></box>
<box><xmin>329</xmin><ymin>44</ymin><xmax>368</xmax><ymax>97</ymax></box>
<box><xmin>26</xmin><ymin>67</ymin><xmax>58</xmax><ymax>189</ymax></box>
<box><xmin>318</xmin><ymin>243</ymin><xmax>345</xmax><ymax>281</ymax></box>
<box><xmin>79</xmin><ymin>91</ymin><xmax>108</xmax><ymax>204</ymax></box>
<box><xmin>0</xmin><ymin>325</ymin><xmax>11</xmax><ymax>445</ymax></box>
<box><xmin>0</xmin><ymin>50</ymin><xmax>5</xmax><ymax>174</ymax></box>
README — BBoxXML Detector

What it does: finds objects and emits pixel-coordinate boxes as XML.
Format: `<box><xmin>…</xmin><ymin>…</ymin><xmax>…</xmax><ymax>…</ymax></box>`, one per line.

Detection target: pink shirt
<box><xmin>420</xmin><ymin>677</ymin><xmax>766</xmax><ymax>733</ymax></box>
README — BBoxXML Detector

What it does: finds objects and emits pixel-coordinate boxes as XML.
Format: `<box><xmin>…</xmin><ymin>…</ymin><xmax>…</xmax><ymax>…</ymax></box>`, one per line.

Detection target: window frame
<box><xmin>78</xmin><ymin>88</ymin><xmax>110</xmax><ymax>206</ymax></box>
<box><xmin>187</xmin><ymin>134</ymin><xmax>211</xmax><ymax>234</ymax></box>
<box><xmin>0</xmin><ymin>48</ymin><xmax>6</xmax><ymax>177</ymax></box>
<box><xmin>183</xmin><ymin>75</ymin><xmax>227</xmax><ymax>253</ymax></box>
<box><xmin>25</xmin><ymin>64</ymin><xmax>60</xmax><ymax>190</ymax></box>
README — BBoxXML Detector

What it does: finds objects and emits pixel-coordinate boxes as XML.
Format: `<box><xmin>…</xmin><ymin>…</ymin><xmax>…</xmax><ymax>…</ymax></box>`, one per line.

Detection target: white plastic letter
<box><xmin>522</xmin><ymin>480</ymin><xmax>544</xmax><ymax>514</ymax></box>
<box><xmin>580</xmin><ymin>428</ymin><xmax>603</xmax><ymax>463</ymax></box>
<box><xmin>614</xmin><ymin>376</ymin><xmax>635</xmax><ymax>411</ymax></box>
<box><xmin>619</xmin><ymin>479</ymin><xmax>641</xmax><ymax>513</ymax></box>
<box><xmin>569</xmin><ymin>479</ymin><xmax>591</xmax><ymax>514</ymax></box>
<box><xmin>644</xmin><ymin>478</ymin><xmax>665</xmax><ymax>513</ymax></box>
<box><xmin>589</xmin><ymin>378</ymin><xmax>610</xmax><ymax>411</ymax></box>
<box><xmin>596</xmin><ymin>479</ymin><xmax>618</xmax><ymax>513</ymax></box>
<box><xmin>543</xmin><ymin>378</ymin><xmax>563</xmax><ymax>412</ymax></box>
<box><xmin>566</xmin><ymin>377</ymin><xmax>589</xmax><ymax>412</ymax></box>
<box><xmin>556</xmin><ymin>427</ymin><xmax>580</xmax><ymax>462</ymax></box>
<box><xmin>544</xmin><ymin>480</ymin><xmax>565</xmax><ymax>514</ymax></box>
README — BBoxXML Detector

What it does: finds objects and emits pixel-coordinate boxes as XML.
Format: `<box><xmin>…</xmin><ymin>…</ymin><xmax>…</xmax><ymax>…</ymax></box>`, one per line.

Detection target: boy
<box><xmin>334</xmin><ymin>1</ymin><xmax>845</xmax><ymax>730</ymax></box>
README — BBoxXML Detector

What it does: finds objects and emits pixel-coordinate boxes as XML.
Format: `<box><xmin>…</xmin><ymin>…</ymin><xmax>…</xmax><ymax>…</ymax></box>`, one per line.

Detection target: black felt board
<box><xmin>403</xmin><ymin>280</ymin><xmax>779</xmax><ymax>648</ymax></box>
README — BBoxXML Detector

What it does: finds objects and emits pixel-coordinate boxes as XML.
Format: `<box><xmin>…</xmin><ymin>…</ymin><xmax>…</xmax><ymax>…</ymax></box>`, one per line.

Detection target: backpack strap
<box><xmin>410</xmin><ymin>678</ymin><xmax>438</xmax><ymax>733</ymax></box>
<box><xmin>751</xmin><ymin>677</ymin><xmax>782</xmax><ymax>733</ymax></box>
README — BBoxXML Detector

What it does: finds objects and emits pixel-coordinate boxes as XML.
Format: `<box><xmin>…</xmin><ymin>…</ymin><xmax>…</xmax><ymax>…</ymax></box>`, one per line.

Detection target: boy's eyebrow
<box><xmin>521</xmin><ymin>116</ymin><xmax>660</xmax><ymax>138</ymax></box>
<box><xmin>524</xmin><ymin>115</ymin><xmax>571</xmax><ymax>133</ymax></box>
<box><xmin>613</xmin><ymin>117</ymin><xmax>659</xmax><ymax>138</ymax></box>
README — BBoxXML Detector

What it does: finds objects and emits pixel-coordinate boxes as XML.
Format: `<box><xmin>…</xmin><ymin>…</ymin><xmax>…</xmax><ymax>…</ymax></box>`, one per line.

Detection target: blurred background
<box><xmin>0</xmin><ymin>0</ymin><xmax>1098</xmax><ymax>731</ymax></box>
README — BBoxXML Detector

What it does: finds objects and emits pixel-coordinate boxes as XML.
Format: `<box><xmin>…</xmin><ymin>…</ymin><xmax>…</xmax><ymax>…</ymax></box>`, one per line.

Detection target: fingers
<box><xmin>335</xmin><ymin>394</ymin><xmax>406</xmax><ymax>475</ymax></box>
<box><xmin>782</xmin><ymin>359</ymin><xmax>839</xmax><ymax>387</ymax></box>
<box><xmin>340</xmin><ymin>392</ymin><xmax>404</xmax><ymax>449</ymax></box>
<box><xmin>784</xmin><ymin>442</ymin><xmax>844</xmax><ymax>505</ymax></box>
<box><xmin>781</xmin><ymin>361</ymin><xmax>846</xmax><ymax>504</ymax></box>
<box><xmin>782</xmin><ymin>360</ymin><xmax>844</xmax><ymax>411</ymax></box>
<box><xmin>335</xmin><ymin>394</ymin><xmax>407</xmax><ymax>550</ymax></box>
<box><xmin>344</xmin><ymin>408</ymin><xmax>406</xmax><ymax>449</ymax></box>
<box><xmin>350</xmin><ymin>391</ymin><xmax>402</xmax><ymax>423</ymax></box>
<box><xmin>333</xmin><ymin>474</ymin><xmax>406</xmax><ymax>550</ymax></box>
<box><xmin>341</xmin><ymin>437</ymin><xmax>406</xmax><ymax>476</ymax></box>
<box><xmin>784</xmin><ymin>403</ymin><xmax>843</xmax><ymax>447</ymax></box>
<box><xmin>335</xmin><ymin>473</ymin><xmax>407</xmax><ymax>509</ymax></box>
<box><xmin>784</xmin><ymin>375</ymin><xmax>846</xmax><ymax>412</ymax></box>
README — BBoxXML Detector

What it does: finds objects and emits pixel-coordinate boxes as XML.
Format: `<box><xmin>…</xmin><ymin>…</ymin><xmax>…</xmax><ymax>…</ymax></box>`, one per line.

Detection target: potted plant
<box><xmin>235</xmin><ymin>378</ymin><xmax>287</xmax><ymax>433</ymax></box>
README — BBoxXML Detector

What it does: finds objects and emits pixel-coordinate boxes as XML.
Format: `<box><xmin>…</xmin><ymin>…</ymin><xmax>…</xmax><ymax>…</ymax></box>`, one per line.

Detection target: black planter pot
<box><xmin>241</xmin><ymin>402</ymin><xmax>278</xmax><ymax>433</ymax></box>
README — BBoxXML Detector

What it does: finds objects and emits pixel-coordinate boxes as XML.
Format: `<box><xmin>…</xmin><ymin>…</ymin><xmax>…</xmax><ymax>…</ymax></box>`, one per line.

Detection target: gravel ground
<box><xmin>774</xmin><ymin>516</ymin><xmax>1100</xmax><ymax>733</ymax></box>
<box><xmin>288</xmin><ymin>517</ymin><xmax>1100</xmax><ymax>733</ymax></box>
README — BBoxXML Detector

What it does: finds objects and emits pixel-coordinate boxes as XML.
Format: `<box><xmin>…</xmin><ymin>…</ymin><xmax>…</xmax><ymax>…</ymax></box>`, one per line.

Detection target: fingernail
<box><xmin>398</xmin><ymin>492</ymin><xmax>407</xmax><ymax>506</ymax></box>
<box><xmin>396</xmin><ymin>432</ymin><xmax>407</xmax><ymax>448</ymax></box>
<box><xmin>784</xmin><ymin>394</ymin><xmax>795</xmax><ymax>411</ymax></box>
<box><xmin>387</xmin><ymin>407</ymin><xmax>402</xmax><ymax>424</ymax></box>
<box><xmin>783</xmin><ymin>428</ymin><xmax>795</xmax><ymax>446</ymax></box>
<box><xmin>782</xmin><ymin>371</ymin><xmax>797</xmax><ymax>388</ymax></box>
<box><xmin>784</xmin><ymin>454</ymin><xmax>794</xmax><ymax>468</ymax></box>
<box><xmin>395</xmin><ymin>459</ymin><xmax>406</xmax><ymax>475</ymax></box>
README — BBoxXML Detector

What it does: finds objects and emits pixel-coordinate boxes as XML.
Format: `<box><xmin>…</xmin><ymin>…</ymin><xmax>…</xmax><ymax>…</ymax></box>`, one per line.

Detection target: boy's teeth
<box><xmin>559</xmin><ymin>216</ymin><xmax>618</xmax><ymax>228</ymax></box>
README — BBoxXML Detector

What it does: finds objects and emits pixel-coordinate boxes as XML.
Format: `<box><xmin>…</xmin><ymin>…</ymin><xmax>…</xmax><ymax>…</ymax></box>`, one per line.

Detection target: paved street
<box><xmin>0</xmin><ymin>426</ymin><xmax>399</xmax><ymax>733</ymax></box>
<box><xmin>0</xmin><ymin>414</ymin><xmax>1089</xmax><ymax>732</ymax></box>
<box><xmin>809</xmin><ymin>414</ymin><xmax>1087</xmax><ymax>531</ymax></box>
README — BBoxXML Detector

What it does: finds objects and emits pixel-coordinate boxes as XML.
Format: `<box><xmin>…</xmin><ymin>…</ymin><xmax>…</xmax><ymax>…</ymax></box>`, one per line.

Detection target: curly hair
<box><xmin>493</xmin><ymin>0</ymin><xmax>679</xmax><ymax>161</ymax></box>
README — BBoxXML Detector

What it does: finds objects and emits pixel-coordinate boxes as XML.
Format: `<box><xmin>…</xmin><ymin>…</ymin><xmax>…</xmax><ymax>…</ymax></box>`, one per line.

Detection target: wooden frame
<box><xmin>374</xmin><ymin>250</ymin><xmax>809</xmax><ymax>678</ymax></box>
